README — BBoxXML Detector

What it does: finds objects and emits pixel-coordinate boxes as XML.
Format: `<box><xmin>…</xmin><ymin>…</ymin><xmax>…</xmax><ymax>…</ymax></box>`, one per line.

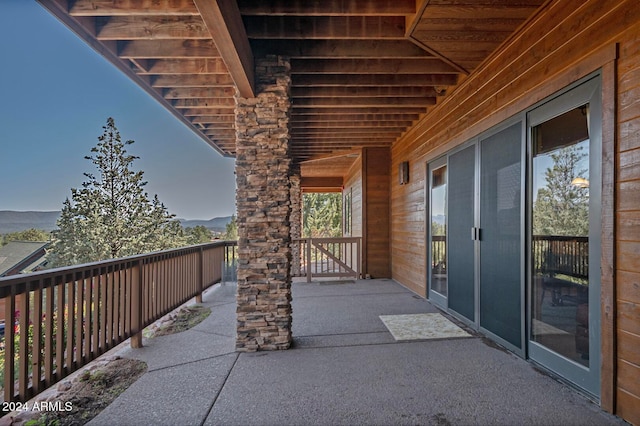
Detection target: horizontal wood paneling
<box><xmin>617</xmin><ymin>360</ymin><xmax>640</xmax><ymax>403</ymax></box>
<box><xmin>344</xmin><ymin>154</ymin><xmax>363</xmax><ymax>239</ymax></box>
<box><xmin>390</xmin><ymin>0</ymin><xmax>640</xmax><ymax>420</ymax></box>
<box><xmin>390</xmin><ymin>159</ymin><xmax>426</xmax><ymax>296</ymax></box>
<box><xmin>618</xmin><ymin>330</ymin><xmax>640</xmax><ymax>367</ymax></box>
<box><xmin>618</xmin><ymin>148</ymin><xmax>640</xmax><ymax>182</ymax></box>
<box><xmin>616</xmin><ymin>388</ymin><xmax>640</xmax><ymax>426</ymax></box>
<box><xmin>363</xmin><ymin>147</ymin><xmax>391</xmax><ymax>278</ymax></box>
<box><xmin>617</xmin><ymin>241</ymin><xmax>640</xmax><ymax>273</ymax></box>
<box><xmin>618</xmin><ymin>26</ymin><xmax>640</xmax><ymax>415</ymax></box>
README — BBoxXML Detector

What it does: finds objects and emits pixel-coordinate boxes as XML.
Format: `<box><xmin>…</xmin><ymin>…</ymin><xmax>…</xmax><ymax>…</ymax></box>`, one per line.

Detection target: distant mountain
<box><xmin>179</xmin><ymin>216</ymin><xmax>233</xmax><ymax>232</ymax></box>
<box><xmin>0</xmin><ymin>211</ymin><xmax>60</xmax><ymax>233</ymax></box>
<box><xmin>0</xmin><ymin>211</ymin><xmax>233</xmax><ymax>234</ymax></box>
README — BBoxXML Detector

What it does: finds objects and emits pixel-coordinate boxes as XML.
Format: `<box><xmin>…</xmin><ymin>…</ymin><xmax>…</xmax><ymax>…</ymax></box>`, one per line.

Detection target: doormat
<box><xmin>379</xmin><ymin>313</ymin><xmax>471</xmax><ymax>341</ymax></box>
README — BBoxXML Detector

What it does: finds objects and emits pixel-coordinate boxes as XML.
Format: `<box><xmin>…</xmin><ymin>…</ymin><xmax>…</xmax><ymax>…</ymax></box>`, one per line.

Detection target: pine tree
<box><xmin>533</xmin><ymin>145</ymin><xmax>589</xmax><ymax>237</ymax></box>
<box><xmin>224</xmin><ymin>215</ymin><xmax>238</xmax><ymax>240</ymax></box>
<box><xmin>185</xmin><ymin>225</ymin><xmax>213</xmax><ymax>244</ymax></box>
<box><xmin>303</xmin><ymin>193</ymin><xmax>342</xmax><ymax>238</ymax></box>
<box><xmin>49</xmin><ymin>118</ymin><xmax>184</xmax><ymax>267</ymax></box>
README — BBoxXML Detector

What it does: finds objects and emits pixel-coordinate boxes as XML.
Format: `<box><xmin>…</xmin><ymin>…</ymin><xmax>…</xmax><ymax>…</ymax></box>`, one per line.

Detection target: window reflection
<box><xmin>531</xmin><ymin>105</ymin><xmax>590</xmax><ymax>367</ymax></box>
<box><xmin>431</xmin><ymin>165</ymin><xmax>447</xmax><ymax>296</ymax></box>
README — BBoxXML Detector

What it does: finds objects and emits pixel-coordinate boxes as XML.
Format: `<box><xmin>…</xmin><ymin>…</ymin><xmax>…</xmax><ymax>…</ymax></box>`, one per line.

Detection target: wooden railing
<box><xmin>431</xmin><ymin>235</ymin><xmax>446</xmax><ymax>274</ymax></box>
<box><xmin>293</xmin><ymin>237</ymin><xmax>361</xmax><ymax>282</ymax></box>
<box><xmin>532</xmin><ymin>235</ymin><xmax>589</xmax><ymax>280</ymax></box>
<box><xmin>0</xmin><ymin>241</ymin><xmax>237</xmax><ymax>403</ymax></box>
<box><xmin>429</xmin><ymin>235</ymin><xmax>588</xmax><ymax>281</ymax></box>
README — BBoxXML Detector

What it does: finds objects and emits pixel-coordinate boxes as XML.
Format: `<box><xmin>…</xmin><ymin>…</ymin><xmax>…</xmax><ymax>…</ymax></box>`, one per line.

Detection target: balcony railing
<box><xmin>430</xmin><ymin>235</ymin><xmax>588</xmax><ymax>281</ymax></box>
<box><xmin>0</xmin><ymin>241</ymin><xmax>237</xmax><ymax>403</ymax></box>
<box><xmin>532</xmin><ymin>235</ymin><xmax>588</xmax><ymax>280</ymax></box>
<box><xmin>293</xmin><ymin>237</ymin><xmax>362</xmax><ymax>282</ymax></box>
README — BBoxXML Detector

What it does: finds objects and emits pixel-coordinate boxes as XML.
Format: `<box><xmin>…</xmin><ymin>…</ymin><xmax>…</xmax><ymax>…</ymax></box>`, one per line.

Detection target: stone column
<box><xmin>290</xmin><ymin>166</ymin><xmax>302</xmax><ymax>277</ymax></box>
<box><xmin>235</xmin><ymin>56</ymin><xmax>293</xmax><ymax>351</ymax></box>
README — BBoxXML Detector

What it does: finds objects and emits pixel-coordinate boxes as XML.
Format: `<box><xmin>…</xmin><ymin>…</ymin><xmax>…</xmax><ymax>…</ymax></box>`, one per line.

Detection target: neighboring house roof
<box><xmin>0</xmin><ymin>241</ymin><xmax>50</xmax><ymax>277</ymax></box>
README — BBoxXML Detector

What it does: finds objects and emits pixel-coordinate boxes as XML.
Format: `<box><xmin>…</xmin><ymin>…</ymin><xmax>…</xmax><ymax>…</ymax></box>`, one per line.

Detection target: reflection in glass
<box><xmin>531</xmin><ymin>105</ymin><xmax>590</xmax><ymax>367</ymax></box>
<box><xmin>431</xmin><ymin>165</ymin><xmax>447</xmax><ymax>296</ymax></box>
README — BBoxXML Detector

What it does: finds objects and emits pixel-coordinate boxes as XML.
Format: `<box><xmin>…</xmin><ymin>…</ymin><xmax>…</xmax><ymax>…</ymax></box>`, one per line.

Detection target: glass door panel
<box><xmin>428</xmin><ymin>162</ymin><xmax>447</xmax><ymax>304</ymax></box>
<box><xmin>447</xmin><ymin>145</ymin><xmax>476</xmax><ymax>322</ymax></box>
<box><xmin>479</xmin><ymin>123</ymin><xmax>523</xmax><ymax>350</ymax></box>
<box><xmin>528</xmin><ymin>75</ymin><xmax>601</xmax><ymax>397</ymax></box>
<box><xmin>531</xmin><ymin>107</ymin><xmax>590</xmax><ymax>365</ymax></box>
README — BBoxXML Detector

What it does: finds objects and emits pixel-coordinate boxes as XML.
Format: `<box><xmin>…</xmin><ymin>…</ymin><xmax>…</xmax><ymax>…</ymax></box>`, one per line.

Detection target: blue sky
<box><xmin>0</xmin><ymin>1</ymin><xmax>236</xmax><ymax>220</ymax></box>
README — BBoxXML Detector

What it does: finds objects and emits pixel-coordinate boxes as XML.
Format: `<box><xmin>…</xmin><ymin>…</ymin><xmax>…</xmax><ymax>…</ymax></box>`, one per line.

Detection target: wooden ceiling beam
<box><xmin>201</xmin><ymin>124</ymin><xmax>235</xmax><ymax>131</ymax></box>
<box><xmin>203</xmin><ymin>130</ymin><xmax>236</xmax><ymax>137</ymax></box>
<box><xmin>36</xmin><ymin>0</ymin><xmax>229</xmax><ymax>157</ymax></box>
<box><xmin>244</xmin><ymin>16</ymin><xmax>406</xmax><ymax>39</ymax></box>
<box><xmin>419</xmin><ymin>5</ymin><xmax>539</xmax><ymax>21</ymax></box>
<box><xmin>151</xmin><ymin>75</ymin><xmax>235</xmax><ymax>88</ymax></box>
<box><xmin>291</xmin><ymin>136</ymin><xmax>394</xmax><ymax>142</ymax></box>
<box><xmin>172</xmin><ymin>98</ymin><xmax>235</xmax><ymax>108</ymax></box>
<box><xmin>182</xmin><ymin>108</ymin><xmax>235</xmax><ymax>116</ymax></box>
<box><xmin>96</xmin><ymin>16</ymin><xmax>210</xmax><ymax>40</ymax></box>
<box><xmin>164</xmin><ymin>87</ymin><xmax>236</xmax><ymax>99</ymax></box>
<box><xmin>194</xmin><ymin>0</ymin><xmax>255</xmax><ymax>97</ymax></box>
<box><xmin>292</xmin><ymin>145</ymin><xmax>388</xmax><ymax>153</ymax></box>
<box><xmin>293</xmin><ymin>107</ymin><xmax>427</xmax><ymax>115</ymax></box>
<box><xmin>191</xmin><ymin>116</ymin><xmax>235</xmax><ymax>124</ymax></box>
<box><xmin>291</xmin><ymin>113</ymin><xmax>419</xmax><ymax>122</ymax></box>
<box><xmin>138</xmin><ymin>59</ymin><xmax>229</xmax><ymax>75</ymax></box>
<box><xmin>300</xmin><ymin>177</ymin><xmax>344</xmax><ymax>189</ymax></box>
<box><xmin>292</xmin><ymin>97</ymin><xmax>436</xmax><ymax>107</ymax></box>
<box><xmin>118</xmin><ymin>40</ymin><xmax>220</xmax><ymax>58</ymax></box>
<box><xmin>292</xmin><ymin>73</ymin><xmax>458</xmax><ymax>87</ymax></box>
<box><xmin>292</xmin><ymin>86</ymin><xmax>438</xmax><ymax>98</ymax></box>
<box><xmin>291</xmin><ymin>59</ymin><xmax>459</xmax><ymax>74</ymax></box>
<box><xmin>69</xmin><ymin>0</ymin><xmax>199</xmax><ymax>16</ymax></box>
<box><xmin>414</xmin><ymin>18</ymin><xmax>527</xmax><ymax>33</ymax></box>
<box><xmin>292</xmin><ymin>122</ymin><xmax>414</xmax><ymax>129</ymax></box>
<box><xmin>292</xmin><ymin>126</ymin><xmax>406</xmax><ymax>132</ymax></box>
<box><xmin>238</xmin><ymin>0</ymin><xmax>416</xmax><ymax>16</ymax></box>
<box><xmin>250</xmin><ymin>39</ymin><xmax>432</xmax><ymax>59</ymax></box>
<box><xmin>292</xmin><ymin>131</ymin><xmax>406</xmax><ymax>138</ymax></box>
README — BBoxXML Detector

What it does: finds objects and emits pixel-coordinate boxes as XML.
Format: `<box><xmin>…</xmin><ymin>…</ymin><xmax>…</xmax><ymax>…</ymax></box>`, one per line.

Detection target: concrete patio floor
<box><xmin>89</xmin><ymin>279</ymin><xmax>625</xmax><ymax>426</ymax></box>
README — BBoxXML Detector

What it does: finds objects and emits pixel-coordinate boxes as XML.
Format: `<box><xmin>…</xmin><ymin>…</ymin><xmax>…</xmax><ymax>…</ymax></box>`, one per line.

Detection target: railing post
<box><xmin>306</xmin><ymin>238</ymin><xmax>312</xmax><ymax>283</ymax></box>
<box><xmin>4</xmin><ymin>291</ymin><xmax>16</xmax><ymax>402</ymax></box>
<box><xmin>130</xmin><ymin>260</ymin><xmax>143</xmax><ymax>349</ymax></box>
<box><xmin>357</xmin><ymin>237</ymin><xmax>362</xmax><ymax>279</ymax></box>
<box><xmin>196</xmin><ymin>246</ymin><xmax>204</xmax><ymax>303</ymax></box>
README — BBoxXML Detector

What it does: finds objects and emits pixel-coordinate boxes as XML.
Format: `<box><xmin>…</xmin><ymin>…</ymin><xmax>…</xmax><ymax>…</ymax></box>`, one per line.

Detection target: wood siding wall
<box><xmin>344</xmin><ymin>154</ymin><xmax>363</xmax><ymax>239</ymax></box>
<box><xmin>363</xmin><ymin>147</ymin><xmax>391</xmax><ymax>278</ymax></box>
<box><xmin>390</xmin><ymin>0</ymin><xmax>640</xmax><ymax>422</ymax></box>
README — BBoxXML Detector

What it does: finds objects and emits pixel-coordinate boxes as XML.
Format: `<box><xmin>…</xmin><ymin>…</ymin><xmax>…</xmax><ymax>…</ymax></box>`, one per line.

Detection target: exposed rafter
<box><xmin>193</xmin><ymin>0</ymin><xmax>255</xmax><ymax>97</ymax></box>
<box><xmin>38</xmin><ymin>0</ymin><xmax>547</xmax><ymax>164</ymax></box>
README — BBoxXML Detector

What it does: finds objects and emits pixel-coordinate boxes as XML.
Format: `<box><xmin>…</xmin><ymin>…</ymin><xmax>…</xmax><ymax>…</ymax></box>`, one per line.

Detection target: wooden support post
<box><xmin>307</xmin><ymin>238</ymin><xmax>312</xmax><ymax>283</ymax></box>
<box><xmin>130</xmin><ymin>262</ymin><xmax>143</xmax><ymax>349</ymax></box>
<box><xmin>196</xmin><ymin>247</ymin><xmax>204</xmax><ymax>303</ymax></box>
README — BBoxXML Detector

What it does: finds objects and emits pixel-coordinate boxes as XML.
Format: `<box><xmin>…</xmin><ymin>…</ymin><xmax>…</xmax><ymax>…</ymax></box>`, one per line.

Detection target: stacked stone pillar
<box><xmin>235</xmin><ymin>56</ymin><xmax>293</xmax><ymax>351</ymax></box>
<box><xmin>289</xmin><ymin>166</ymin><xmax>302</xmax><ymax>277</ymax></box>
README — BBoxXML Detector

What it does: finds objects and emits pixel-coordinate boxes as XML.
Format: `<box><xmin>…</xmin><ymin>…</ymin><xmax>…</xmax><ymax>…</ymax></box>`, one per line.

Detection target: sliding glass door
<box><xmin>528</xmin><ymin>75</ymin><xmax>601</xmax><ymax>397</ymax></box>
<box><xmin>447</xmin><ymin>145</ymin><xmax>476</xmax><ymax>322</ymax></box>
<box><xmin>428</xmin><ymin>157</ymin><xmax>448</xmax><ymax>307</ymax></box>
<box><xmin>479</xmin><ymin>122</ymin><xmax>524</xmax><ymax>352</ymax></box>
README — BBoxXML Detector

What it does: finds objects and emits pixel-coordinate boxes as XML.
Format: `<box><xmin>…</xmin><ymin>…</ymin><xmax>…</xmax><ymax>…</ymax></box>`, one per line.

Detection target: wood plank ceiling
<box><xmin>39</xmin><ymin>0</ymin><xmax>545</xmax><ymax>165</ymax></box>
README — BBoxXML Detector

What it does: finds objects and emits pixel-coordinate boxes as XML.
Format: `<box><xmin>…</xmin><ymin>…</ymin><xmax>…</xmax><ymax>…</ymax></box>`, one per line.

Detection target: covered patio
<box><xmin>89</xmin><ymin>279</ymin><xmax>622</xmax><ymax>425</ymax></box>
<box><xmin>16</xmin><ymin>1</ymin><xmax>640</xmax><ymax>423</ymax></box>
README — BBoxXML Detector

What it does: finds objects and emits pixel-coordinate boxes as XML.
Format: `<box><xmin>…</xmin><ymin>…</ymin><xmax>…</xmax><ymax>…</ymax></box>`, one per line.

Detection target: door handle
<box><xmin>471</xmin><ymin>227</ymin><xmax>481</xmax><ymax>241</ymax></box>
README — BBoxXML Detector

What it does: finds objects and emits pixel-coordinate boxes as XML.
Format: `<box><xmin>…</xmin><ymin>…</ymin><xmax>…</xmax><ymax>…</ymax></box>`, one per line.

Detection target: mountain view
<box><xmin>0</xmin><ymin>211</ymin><xmax>233</xmax><ymax>234</ymax></box>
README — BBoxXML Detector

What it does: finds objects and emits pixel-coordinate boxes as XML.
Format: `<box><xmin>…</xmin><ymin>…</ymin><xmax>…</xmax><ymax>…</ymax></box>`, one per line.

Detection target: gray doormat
<box><xmin>379</xmin><ymin>313</ymin><xmax>472</xmax><ymax>341</ymax></box>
